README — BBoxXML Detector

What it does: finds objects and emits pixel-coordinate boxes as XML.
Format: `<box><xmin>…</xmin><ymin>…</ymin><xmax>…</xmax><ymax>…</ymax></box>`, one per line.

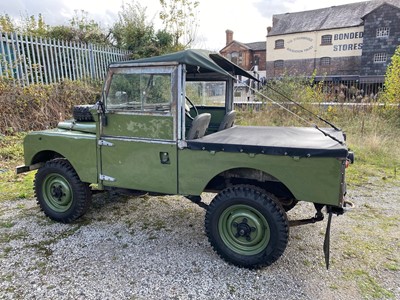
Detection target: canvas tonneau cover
<box><xmin>187</xmin><ymin>126</ymin><xmax>348</xmax><ymax>158</ymax></box>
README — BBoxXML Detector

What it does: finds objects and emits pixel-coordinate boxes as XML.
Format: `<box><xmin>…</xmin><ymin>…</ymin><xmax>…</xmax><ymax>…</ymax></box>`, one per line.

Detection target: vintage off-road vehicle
<box><xmin>17</xmin><ymin>50</ymin><xmax>354</xmax><ymax>268</ymax></box>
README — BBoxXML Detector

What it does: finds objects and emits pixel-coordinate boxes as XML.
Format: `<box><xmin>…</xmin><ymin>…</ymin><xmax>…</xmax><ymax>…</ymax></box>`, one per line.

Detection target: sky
<box><xmin>1</xmin><ymin>0</ymin><xmax>369</xmax><ymax>51</ymax></box>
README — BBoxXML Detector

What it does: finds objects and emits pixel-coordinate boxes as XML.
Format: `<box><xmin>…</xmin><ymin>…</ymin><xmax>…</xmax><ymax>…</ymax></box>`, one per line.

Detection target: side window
<box><xmin>274</xmin><ymin>60</ymin><xmax>284</xmax><ymax>69</ymax></box>
<box><xmin>321</xmin><ymin>35</ymin><xmax>332</xmax><ymax>45</ymax></box>
<box><xmin>106</xmin><ymin>73</ymin><xmax>172</xmax><ymax>112</ymax></box>
<box><xmin>320</xmin><ymin>57</ymin><xmax>331</xmax><ymax>66</ymax></box>
<box><xmin>376</xmin><ymin>27</ymin><xmax>390</xmax><ymax>38</ymax></box>
<box><xmin>186</xmin><ymin>81</ymin><xmax>226</xmax><ymax>106</ymax></box>
<box><xmin>275</xmin><ymin>39</ymin><xmax>284</xmax><ymax>49</ymax></box>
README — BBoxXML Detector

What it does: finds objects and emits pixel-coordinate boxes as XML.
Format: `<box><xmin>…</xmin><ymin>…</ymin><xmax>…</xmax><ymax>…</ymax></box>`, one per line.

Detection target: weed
<box><xmin>2</xmin><ymin>246</ymin><xmax>12</xmax><ymax>255</ymax></box>
<box><xmin>27</xmin><ymin>223</ymin><xmax>86</xmax><ymax>257</ymax></box>
<box><xmin>344</xmin><ymin>269</ymin><xmax>395</xmax><ymax>299</ymax></box>
<box><xmin>303</xmin><ymin>259</ymin><xmax>311</xmax><ymax>266</ymax></box>
<box><xmin>0</xmin><ymin>79</ymin><xmax>100</xmax><ymax>133</ymax></box>
<box><xmin>384</xmin><ymin>263</ymin><xmax>399</xmax><ymax>271</ymax></box>
<box><xmin>226</xmin><ymin>283</ymin><xmax>236</xmax><ymax>295</ymax></box>
<box><xmin>0</xmin><ymin>220</ymin><xmax>15</xmax><ymax>228</ymax></box>
<box><xmin>0</xmin><ymin>134</ymin><xmax>35</xmax><ymax>201</ymax></box>
<box><xmin>0</xmin><ymin>230</ymin><xmax>28</xmax><ymax>243</ymax></box>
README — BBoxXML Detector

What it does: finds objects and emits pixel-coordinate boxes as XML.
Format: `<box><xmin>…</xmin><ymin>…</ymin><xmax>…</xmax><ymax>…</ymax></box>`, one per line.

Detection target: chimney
<box><xmin>226</xmin><ymin>29</ymin><xmax>233</xmax><ymax>45</ymax></box>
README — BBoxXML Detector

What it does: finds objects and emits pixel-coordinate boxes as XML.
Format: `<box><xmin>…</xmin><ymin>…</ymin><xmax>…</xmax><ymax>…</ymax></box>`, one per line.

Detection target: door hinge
<box><xmin>98</xmin><ymin>140</ymin><xmax>114</xmax><ymax>147</ymax></box>
<box><xmin>99</xmin><ymin>174</ymin><xmax>116</xmax><ymax>182</ymax></box>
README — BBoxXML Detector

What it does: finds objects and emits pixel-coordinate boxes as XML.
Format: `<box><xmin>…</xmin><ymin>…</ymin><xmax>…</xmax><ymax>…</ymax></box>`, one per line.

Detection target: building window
<box><xmin>376</xmin><ymin>27</ymin><xmax>390</xmax><ymax>38</ymax></box>
<box><xmin>373</xmin><ymin>53</ymin><xmax>387</xmax><ymax>63</ymax></box>
<box><xmin>229</xmin><ymin>51</ymin><xmax>243</xmax><ymax>66</ymax></box>
<box><xmin>253</xmin><ymin>55</ymin><xmax>260</xmax><ymax>67</ymax></box>
<box><xmin>274</xmin><ymin>60</ymin><xmax>284</xmax><ymax>68</ymax></box>
<box><xmin>275</xmin><ymin>39</ymin><xmax>284</xmax><ymax>49</ymax></box>
<box><xmin>321</xmin><ymin>35</ymin><xmax>332</xmax><ymax>45</ymax></box>
<box><xmin>320</xmin><ymin>57</ymin><xmax>331</xmax><ymax>66</ymax></box>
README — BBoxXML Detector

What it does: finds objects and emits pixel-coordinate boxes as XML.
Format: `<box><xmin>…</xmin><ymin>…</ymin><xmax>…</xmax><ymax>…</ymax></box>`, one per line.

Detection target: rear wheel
<box><xmin>34</xmin><ymin>159</ymin><xmax>91</xmax><ymax>223</ymax></box>
<box><xmin>205</xmin><ymin>185</ymin><xmax>289</xmax><ymax>268</ymax></box>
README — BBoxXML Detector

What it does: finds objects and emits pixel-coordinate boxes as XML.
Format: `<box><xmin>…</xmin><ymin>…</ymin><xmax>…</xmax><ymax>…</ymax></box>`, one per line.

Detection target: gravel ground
<box><xmin>0</xmin><ymin>180</ymin><xmax>399</xmax><ymax>300</ymax></box>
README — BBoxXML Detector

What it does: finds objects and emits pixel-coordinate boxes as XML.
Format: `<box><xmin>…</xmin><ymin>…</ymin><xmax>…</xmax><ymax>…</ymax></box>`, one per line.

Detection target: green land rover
<box><xmin>17</xmin><ymin>49</ymin><xmax>354</xmax><ymax>268</ymax></box>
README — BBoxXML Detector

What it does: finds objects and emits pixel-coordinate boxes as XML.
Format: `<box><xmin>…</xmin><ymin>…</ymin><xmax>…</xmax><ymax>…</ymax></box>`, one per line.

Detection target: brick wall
<box><xmin>361</xmin><ymin>4</ymin><xmax>400</xmax><ymax>76</ymax></box>
<box><xmin>220</xmin><ymin>43</ymin><xmax>266</xmax><ymax>71</ymax></box>
<box><xmin>266</xmin><ymin>56</ymin><xmax>361</xmax><ymax>78</ymax></box>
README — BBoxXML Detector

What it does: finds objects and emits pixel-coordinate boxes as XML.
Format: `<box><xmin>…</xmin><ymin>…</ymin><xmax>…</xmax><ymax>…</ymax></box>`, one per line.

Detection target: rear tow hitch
<box><xmin>289</xmin><ymin>203</ymin><xmax>353</xmax><ymax>269</ymax></box>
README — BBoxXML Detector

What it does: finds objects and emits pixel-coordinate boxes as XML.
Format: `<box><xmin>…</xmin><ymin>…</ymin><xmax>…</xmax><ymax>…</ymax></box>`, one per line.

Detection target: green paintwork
<box><xmin>57</xmin><ymin>120</ymin><xmax>97</xmax><ymax>134</ymax></box>
<box><xmin>20</xmin><ymin>50</ymin><xmax>348</xmax><ymax>210</ymax></box>
<box><xmin>178</xmin><ymin>149</ymin><xmax>343</xmax><ymax>206</ymax></box>
<box><xmin>23</xmin><ymin>129</ymin><xmax>98</xmax><ymax>183</ymax></box>
<box><xmin>100</xmin><ymin>139</ymin><xmax>177</xmax><ymax>194</ymax></box>
<box><xmin>102</xmin><ymin>113</ymin><xmax>174</xmax><ymax>140</ymax></box>
<box><xmin>99</xmin><ymin>111</ymin><xmax>177</xmax><ymax>193</ymax></box>
<box><xmin>218</xmin><ymin>204</ymin><xmax>270</xmax><ymax>255</ymax></box>
<box><xmin>42</xmin><ymin>172</ymin><xmax>73</xmax><ymax>212</ymax></box>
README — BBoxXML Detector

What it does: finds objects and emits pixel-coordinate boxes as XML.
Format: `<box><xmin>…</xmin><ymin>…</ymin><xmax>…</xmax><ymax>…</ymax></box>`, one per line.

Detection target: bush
<box><xmin>382</xmin><ymin>45</ymin><xmax>400</xmax><ymax>105</ymax></box>
<box><xmin>0</xmin><ymin>80</ymin><xmax>100</xmax><ymax>134</ymax></box>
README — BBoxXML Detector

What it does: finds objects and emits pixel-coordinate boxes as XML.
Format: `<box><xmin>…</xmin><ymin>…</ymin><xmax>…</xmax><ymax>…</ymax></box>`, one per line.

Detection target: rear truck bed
<box><xmin>187</xmin><ymin>125</ymin><xmax>347</xmax><ymax>158</ymax></box>
<box><xmin>179</xmin><ymin>126</ymin><xmax>349</xmax><ymax>207</ymax></box>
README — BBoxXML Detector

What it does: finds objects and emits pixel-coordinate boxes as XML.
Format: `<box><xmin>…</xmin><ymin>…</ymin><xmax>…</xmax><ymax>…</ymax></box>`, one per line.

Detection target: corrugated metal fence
<box><xmin>0</xmin><ymin>32</ymin><xmax>131</xmax><ymax>85</ymax></box>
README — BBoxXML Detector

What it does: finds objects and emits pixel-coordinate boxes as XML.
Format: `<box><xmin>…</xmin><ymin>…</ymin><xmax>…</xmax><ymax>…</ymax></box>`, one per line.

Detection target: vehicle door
<box><xmin>98</xmin><ymin>64</ymin><xmax>180</xmax><ymax>194</ymax></box>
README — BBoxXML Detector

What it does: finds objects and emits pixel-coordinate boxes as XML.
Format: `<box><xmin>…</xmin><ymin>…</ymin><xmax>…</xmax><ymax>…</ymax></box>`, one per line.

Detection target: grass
<box><xmin>344</xmin><ymin>270</ymin><xmax>395</xmax><ymax>299</ymax></box>
<box><xmin>0</xmin><ymin>133</ymin><xmax>35</xmax><ymax>201</ymax></box>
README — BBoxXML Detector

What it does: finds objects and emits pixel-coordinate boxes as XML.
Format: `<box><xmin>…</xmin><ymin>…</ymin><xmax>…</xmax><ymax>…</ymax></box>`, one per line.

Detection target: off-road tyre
<box><xmin>73</xmin><ymin>105</ymin><xmax>94</xmax><ymax>122</ymax></box>
<box><xmin>34</xmin><ymin>159</ymin><xmax>91</xmax><ymax>223</ymax></box>
<box><xmin>205</xmin><ymin>185</ymin><xmax>289</xmax><ymax>268</ymax></box>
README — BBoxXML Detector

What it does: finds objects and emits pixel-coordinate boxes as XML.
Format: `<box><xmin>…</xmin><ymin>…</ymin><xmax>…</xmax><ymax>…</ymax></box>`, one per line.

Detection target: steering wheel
<box><xmin>185</xmin><ymin>96</ymin><xmax>199</xmax><ymax>120</ymax></box>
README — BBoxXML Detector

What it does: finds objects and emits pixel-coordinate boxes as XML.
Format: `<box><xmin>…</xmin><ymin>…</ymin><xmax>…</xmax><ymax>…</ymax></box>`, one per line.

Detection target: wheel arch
<box><xmin>27</xmin><ymin>149</ymin><xmax>97</xmax><ymax>184</ymax></box>
<box><xmin>205</xmin><ymin>167</ymin><xmax>295</xmax><ymax>200</ymax></box>
<box><xmin>31</xmin><ymin>150</ymin><xmax>64</xmax><ymax>165</ymax></box>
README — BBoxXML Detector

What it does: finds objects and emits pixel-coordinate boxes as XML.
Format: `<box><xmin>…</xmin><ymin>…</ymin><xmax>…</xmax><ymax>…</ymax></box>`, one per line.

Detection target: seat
<box><xmin>187</xmin><ymin>113</ymin><xmax>211</xmax><ymax>140</ymax></box>
<box><xmin>218</xmin><ymin>110</ymin><xmax>236</xmax><ymax>131</ymax></box>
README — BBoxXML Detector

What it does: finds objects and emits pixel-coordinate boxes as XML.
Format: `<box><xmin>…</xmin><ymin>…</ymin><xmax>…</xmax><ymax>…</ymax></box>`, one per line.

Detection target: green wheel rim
<box><xmin>42</xmin><ymin>173</ymin><xmax>73</xmax><ymax>213</ymax></box>
<box><xmin>218</xmin><ymin>204</ymin><xmax>270</xmax><ymax>255</ymax></box>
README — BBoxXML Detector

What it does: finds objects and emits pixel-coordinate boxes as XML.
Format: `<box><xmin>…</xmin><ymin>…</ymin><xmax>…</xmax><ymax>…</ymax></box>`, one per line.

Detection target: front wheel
<box><xmin>205</xmin><ymin>185</ymin><xmax>289</xmax><ymax>268</ymax></box>
<box><xmin>34</xmin><ymin>159</ymin><xmax>91</xmax><ymax>223</ymax></box>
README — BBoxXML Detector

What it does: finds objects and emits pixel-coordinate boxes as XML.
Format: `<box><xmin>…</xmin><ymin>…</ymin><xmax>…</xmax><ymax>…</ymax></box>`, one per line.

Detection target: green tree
<box><xmin>21</xmin><ymin>14</ymin><xmax>49</xmax><ymax>36</ymax></box>
<box><xmin>159</xmin><ymin>0</ymin><xmax>199</xmax><ymax>48</ymax></box>
<box><xmin>382</xmin><ymin>46</ymin><xmax>400</xmax><ymax>105</ymax></box>
<box><xmin>47</xmin><ymin>10</ymin><xmax>108</xmax><ymax>44</ymax></box>
<box><xmin>111</xmin><ymin>2</ymin><xmax>154</xmax><ymax>51</ymax></box>
<box><xmin>0</xmin><ymin>14</ymin><xmax>17</xmax><ymax>32</ymax></box>
<box><xmin>0</xmin><ymin>13</ymin><xmax>49</xmax><ymax>36</ymax></box>
<box><xmin>111</xmin><ymin>1</ymin><xmax>176</xmax><ymax>59</ymax></box>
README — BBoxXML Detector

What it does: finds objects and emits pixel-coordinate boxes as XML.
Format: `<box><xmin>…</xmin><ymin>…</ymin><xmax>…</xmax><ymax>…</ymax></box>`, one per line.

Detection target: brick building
<box><xmin>266</xmin><ymin>0</ymin><xmax>400</xmax><ymax>85</ymax></box>
<box><xmin>219</xmin><ymin>30</ymin><xmax>266</xmax><ymax>77</ymax></box>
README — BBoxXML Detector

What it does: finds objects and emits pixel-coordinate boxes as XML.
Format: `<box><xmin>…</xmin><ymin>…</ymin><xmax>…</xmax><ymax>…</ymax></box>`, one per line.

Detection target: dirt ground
<box><xmin>0</xmin><ymin>178</ymin><xmax>399</xmax><ymax>299</ymax></box>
